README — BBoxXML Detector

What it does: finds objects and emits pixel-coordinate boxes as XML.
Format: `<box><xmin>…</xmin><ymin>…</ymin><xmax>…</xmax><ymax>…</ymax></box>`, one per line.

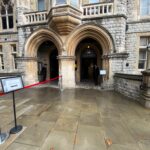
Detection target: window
<box><xmin>89</xmin><ymin>0</ymin><xmax>99</xmax><ymax>3</ymax></box>
<box><xmin>38</xmin><ymin>0</ymin><xmax>45</xmax><ymax>11</ymax></box>
<box><xmin>0</xmin><ymin>45</ymin><xmax>4</xmax><ymax>69</ymax></box>
<box><xmin>56</xmin><ymin>0</ymin><xmax>67</xmax><ymax>5</ymax></box>
<box><xmin>0</xmin><ymin>0</ymin><xmax>14</xmax><ymax>30</ymax></box>
<box><xmin>140</xmin><ymin>0</ymin><xmax>150</xmax><ymax>16</ymax></box>
<box><xmin>138</xmin><ymin>37</ymin><xmax>150</xmax><ymax>69</ymax></box>
<box><xmin>11</xmin><ymin>44</ymin><xmax>17</xmax><ymax>69</ymax></box>
<box><xmin>70</xmin><ymin>0</ymin><xmax>79</xmax><ymax>7</ymax></box>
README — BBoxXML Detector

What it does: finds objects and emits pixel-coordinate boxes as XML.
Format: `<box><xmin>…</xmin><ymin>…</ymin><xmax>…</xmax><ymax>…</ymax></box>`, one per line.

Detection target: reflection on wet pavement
<box><xmin>0</xmin><ymin>88</ymin><xmax>150</xmax><ymax>150</ymax></box>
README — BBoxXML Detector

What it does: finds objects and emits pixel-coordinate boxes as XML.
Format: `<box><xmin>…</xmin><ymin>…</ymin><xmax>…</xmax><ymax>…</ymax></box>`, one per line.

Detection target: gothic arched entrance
<box><xmin>50</xmin><ymin>49</ymin><xmax>58</xmax><ymax>78</ymax></box>
<box><xmin>23</xmin><ymin>28</ymin><xmax>62</xmax><ymax>85</ymax></box>
<box><xmin>75</xmin><ymin>38</ymin><xmax>102</xmax><ymax>85</ymax></box>
<box><xmin>66</xmin><ymin>24</ymin><xmax>114</xmax><ymax>88</ymax></box>
<box><xmin>37</xmin><ymin>41</ymin><xmax>59</xmax><ymax>82</ymax></box>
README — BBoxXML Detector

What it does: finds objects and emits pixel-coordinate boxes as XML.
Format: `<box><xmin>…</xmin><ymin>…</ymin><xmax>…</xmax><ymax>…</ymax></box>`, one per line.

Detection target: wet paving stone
<box><xmin>138</xmin><ymin>140</ymin><xmax>150</xmax><ymax>150</ymax></box>
<box><xmin>54</xmin><ymin>116</ymin><xmax>78</xmax><ymax>132</ymax></box>
<box><xmin>0</xmin><ymin>88</ymin><xmax>150</xmax><ymax>150</ymax></box>
<box><xmin>74</xmin><ymin>124</ymin><xmax>106</xmax><ymax>150</ymax></box>
<box><xmin>40</xmin><ymin>130</ymin><xmax>75</xmax><ymax>150</ymax></box>
<box><xmin>109</xmin><ymin>143</ymin><xmax>141</xmax><ymax>150</ymax></box>
<box><xmin>6</xmin><ymin>142</ymin><xmax>40</xmax><ymax>150</ymax></box>
<box><xmin>79</xmin><ymin>112</ymin><xmax>101</xmax><ymax>127</ymax></box>
<box><xmin>15</xmin><ymin>121</ymin><xmax>54</xmax><ymax>147</ymax></box>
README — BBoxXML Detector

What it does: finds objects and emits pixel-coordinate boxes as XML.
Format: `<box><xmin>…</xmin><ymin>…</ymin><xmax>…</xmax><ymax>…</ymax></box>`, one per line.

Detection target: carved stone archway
<box><xmin>65</xmin><ymin>23</ymin><xmax>114</xmax><ymax>86</ymax></box>
<box><xmin>66</xmin><ymin>23</ymin><xmax>114</xmax><ymax>56</ymax></box>
<box><xmin>25</xmin><ymin>28</ymin><xmax>63</xmax><ymax>57</ymax></box>
<box><xmin>23</xmin><ymin>28</ymin><xmax>63</xmax><ymax>84</ymax></box>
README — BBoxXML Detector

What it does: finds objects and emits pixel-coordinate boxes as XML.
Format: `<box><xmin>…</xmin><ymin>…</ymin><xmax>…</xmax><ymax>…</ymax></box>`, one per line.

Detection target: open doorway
<box><xmin>37</xmin><ymin>41</ymin><xmax>59</xmax><ymax>83</ymax></box>
<box><xmin>50</xmin><ymin>49</ymin><xmax>58</xmax><ymax>78</ymax></box>
<box><xmin>75</xmin><ymin>38</ymin><xmax>102</xmax><ymax>85</ymax></box>
<box><xmin>81</xmin><ymin>49</ymin><xmax>97</xmax><ymax>82</ymax></box>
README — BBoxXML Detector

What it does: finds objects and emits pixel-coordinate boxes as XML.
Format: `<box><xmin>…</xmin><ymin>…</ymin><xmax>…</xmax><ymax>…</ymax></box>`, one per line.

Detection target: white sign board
<box><xmin>100</xmin><ymin>70</ymin><xmax>106</xmax><ymax>75</ymax></box>
<box><xmin>1</xmin><ymin>76</ymin><xmax>24</xmax><ymax>93</ymax></box>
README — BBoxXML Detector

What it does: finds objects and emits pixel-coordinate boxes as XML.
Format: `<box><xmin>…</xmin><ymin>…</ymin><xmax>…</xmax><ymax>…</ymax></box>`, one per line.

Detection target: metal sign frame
<box><xmin>0</xmin><ymin>76</ymin><xmax>24</xmax><ymax>134</ymax></box>
<box><xmin>0</xmin><ymin>76</ymin><xmax>24</xmax><ymax>94</ymax></box>
<box><xmin>100</xmin><ymin>70</ymin><xmax>106</xmax><ymax>75</ymax></box>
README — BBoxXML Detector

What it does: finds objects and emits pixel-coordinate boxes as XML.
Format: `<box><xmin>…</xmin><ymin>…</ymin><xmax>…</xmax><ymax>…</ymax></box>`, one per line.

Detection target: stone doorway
<box><xmin>37</xmin><ymin>41</ymin><xmax>59</xmax><ymax>83</ymax></box>
<box><xmin>75</xmin><ymin>38</ymin><xmax>102</xmax><ymax>86</ymax></box>
<box><xmin>81</xmin><ymin>49</ymin><xmax>97</xmax><ymax>82</ymax></box>
<box><xmin>50</xmin><ymin>49</ymin><xmax>58</xmax><ymax>78</ymax></box>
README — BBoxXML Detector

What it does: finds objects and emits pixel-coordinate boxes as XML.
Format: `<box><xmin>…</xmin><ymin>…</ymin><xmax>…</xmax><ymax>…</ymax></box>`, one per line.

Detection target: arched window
<box><xmin>38</xmin><ymin>0</ymin><xmax>45</xmax><ymax>11</ymax></box>
<box><xmin>0</xmin><ymin>0</ymin><xmax>14</xmax><ymax>30</ymax></box>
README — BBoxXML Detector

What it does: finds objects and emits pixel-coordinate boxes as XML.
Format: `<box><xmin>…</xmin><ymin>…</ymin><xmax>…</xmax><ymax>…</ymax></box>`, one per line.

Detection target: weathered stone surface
<box><xmin>0</xmin><ymin>0</ymin><xmax>149</xmax><ymax>95</ymax></box>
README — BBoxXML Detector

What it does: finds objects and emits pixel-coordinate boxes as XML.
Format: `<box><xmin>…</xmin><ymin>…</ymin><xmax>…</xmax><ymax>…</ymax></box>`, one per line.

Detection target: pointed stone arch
<box><xmin>65</xmin><ymin>23</ymin><xmax>115</xmax><ymax>83</ymax></box>
<box><xmin>23</xmin><ymin>28</ymin><xmax>63</xmax><ymax>84</ymax></box>
<box><xmin>65</xmin><ymin>23</ymin><xmax>115</xmax><ymax>56</ymax></box>
<box><xmin>24</xmin><ymin>28</ymin><xmax>63</xmax><ymax>57</ymax></box>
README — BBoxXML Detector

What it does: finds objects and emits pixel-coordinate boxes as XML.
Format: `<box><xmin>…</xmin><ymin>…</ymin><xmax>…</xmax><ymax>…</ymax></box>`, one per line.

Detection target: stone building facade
<box><xmin>0</xmin><ymin>0</ymin><xmax>150</xmax><ymax>91</ymax></box>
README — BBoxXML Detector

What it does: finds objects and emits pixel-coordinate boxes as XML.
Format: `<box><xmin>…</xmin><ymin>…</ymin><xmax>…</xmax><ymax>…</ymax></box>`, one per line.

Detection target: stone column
<box><xmin>58</xmin><ymin>56</ymin><xmax>76</xmax><ymax>89</ymax></box>
<box><xmin>16</xmin><ymin>57</ymin><xmax>38</xmax><ymax>85</ymax></box>
<box><xmin>140</xmin><ymin>46</ymin><xmax>150</xmax><ymax>108</ymax></box>
<box><xmin>146</xmin><ymin>48</ymin><xmax>150</xmax><ymax>70</ymax></box>
<box><xmin>140</xmin><ymin>71</ymin><xmax>150</xmax><ymax>108</ymax></box>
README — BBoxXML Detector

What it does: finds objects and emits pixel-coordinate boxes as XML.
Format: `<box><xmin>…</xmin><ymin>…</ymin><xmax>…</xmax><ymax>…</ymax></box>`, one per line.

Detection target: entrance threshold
<box><xmin>76</xmin><ymin>82</ymin><xmax>102</xmax><ymax>90</ymax></box>
<box><xmin>34</xmin><ymin>80</ymin><xmax>59</xmax><ymax>89</ymax></box>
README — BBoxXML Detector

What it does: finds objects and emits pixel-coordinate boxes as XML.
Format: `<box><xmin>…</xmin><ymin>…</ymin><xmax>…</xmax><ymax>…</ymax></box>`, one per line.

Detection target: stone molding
<box><xmin>66</xmin><ymin>23</ymin><xmax>114</xmax><ymax>56</ymax></box>
<box><xmin>0</xmin><ymin>32</ymin><xmax>18</xmax><ymax>35</ymax></box>
<box><xmin>114</xmin><ymin>73</ymin><xmax>142</xmax><ymax>81</ymax></box>
<box><xmin>57</xmin><ymin>55</ymin><xmax>76</xmax><ymax>60</ymax></box>
<box><xmin>106</xmin><ymin>52</ymin><xmax>129</xmax><ymax>59</ymax></box>
<box><xmin>0</xmin><ymin>72</ymin><xmax>23</xmax><ymax>77</ymax></box>
<box><xmin>48</xmin><ymin>5</ymin><xmax>82</xmax><ymax>35</ymax></box>
<box><xmin>127</xmin><ymin>19</ymin><xmax>150</xmax><ymax>24</ymax></box>
<box><xmin>16</xmin><ymin>57</ymin><xmax>37</xmax><ymax>62</ymax></box>
<box><xmin>48</xmin><ymin>5</ymin><xmax>82</xmax><ymax>21</ymax></box>
<box><xmin>17</xmin><ymin>22</ymin><xmax>47</xmax><ymax>28</ymax></box>
<box><xmin>82</xmin><ymin>14</ymin><xmax>127</xmax><ymax>21</ymax></box>
<box><xmin>141</xmin><ymin>70</ymin><xmax>150</xmax><ymax>76</ymax></box>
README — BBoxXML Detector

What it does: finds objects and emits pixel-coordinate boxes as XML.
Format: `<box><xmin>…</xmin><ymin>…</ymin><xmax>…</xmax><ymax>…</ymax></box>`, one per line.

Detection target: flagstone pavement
<box><xmin>0</xmin><ymin>87</ymin><xmax>150</xmax><ymax>150</ymax></box>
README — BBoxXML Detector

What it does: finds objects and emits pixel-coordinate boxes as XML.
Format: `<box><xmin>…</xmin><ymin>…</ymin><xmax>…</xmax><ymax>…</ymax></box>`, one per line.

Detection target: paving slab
<box><xmin>0</xmin><ymin>88</ymin><xmax>150</xmax><ymax>150</ymax></box>
<box><xmin>40</xmin><ymin>130</ymin><xmax>74</xmax><ymax>150</ymax></box>
<box><xmin>74</xmin><ymin>124</ymin><xmax>106</xmax><ymax>150</ymax></box>
<box><xmin>125</xmin><ymin>118</ymin><xmax>150</xmax><ymax>141</ymax></box>
<box><xmin>15</xmin><ymin>121</ymin><xmax>54</xmax><ymax>147</ymax></box>
<box><xmin>79</xmin><ymin>112</ymin><xmax>101</xmax><ymax>127</ymax></box>
<box><xmin>108</xmin><ymin>143</ymin><xmax>141</xmax><ymax>150</ymax></box>
<box><xmin>6</xmin><ymin>142</ymin><xmax>40</xmax><ymax>150</ymax></box>
<box><xmin>138</xmin><ymin>140</ymin><xmax>150</xmax><ymax>150</ymax></box>
<box><xmin>102</xmin><ymin>118</ymin><xmax>136</xmax><ymax>144</ymax></box>
<box><xmin>54</xmin><ymin>116</ymin><xmax>78</xmax><ymax>132</ymax></box>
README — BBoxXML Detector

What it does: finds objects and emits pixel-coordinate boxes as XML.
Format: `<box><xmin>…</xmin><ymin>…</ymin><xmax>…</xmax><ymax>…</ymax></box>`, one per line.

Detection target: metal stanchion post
<box><xmin>10</xmin><ymin>92</ymin><xmax>22</xmax><ymax>134</ymax></box>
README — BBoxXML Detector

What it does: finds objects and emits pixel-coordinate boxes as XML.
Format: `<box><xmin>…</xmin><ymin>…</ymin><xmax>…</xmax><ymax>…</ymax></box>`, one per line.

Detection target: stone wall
<box><xmin>126</xmin><ymin>0</ymin><xmax>138</xmax><ymax>21</ymax></box>
<box><xmin>125</xmin><ymin>21</ymin><xmax>150</xmax><ymax>74</ymax></box>
<box><xmin>115</xmin><ymin>0</ymin><xmax>127</xmax><ymax>15</ymax></box>
<box><xmin>114</xmin><ymin>73</ymin><xmax>142</xmax><ymax>101</ymax></box>
<box><xmin>0</xmin><ymin>32</ymin><xmax>18</xmax><ymax>73</ymax></box>
<box><xmin>83</xmin><ymin>16</ymin><xmax>126</xmax><ymax>53</ymax></box>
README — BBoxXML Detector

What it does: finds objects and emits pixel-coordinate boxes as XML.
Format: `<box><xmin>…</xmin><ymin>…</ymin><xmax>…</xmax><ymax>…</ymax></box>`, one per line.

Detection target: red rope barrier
<box><xmin>24</xmin><ymin>75</ymin><xmax>62</xmax><ymax>89</ymax></box>
<box><xmin>0</xmin><ymin>75</ymin><xmax>62</xmax><ymax>96</ymax></box>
